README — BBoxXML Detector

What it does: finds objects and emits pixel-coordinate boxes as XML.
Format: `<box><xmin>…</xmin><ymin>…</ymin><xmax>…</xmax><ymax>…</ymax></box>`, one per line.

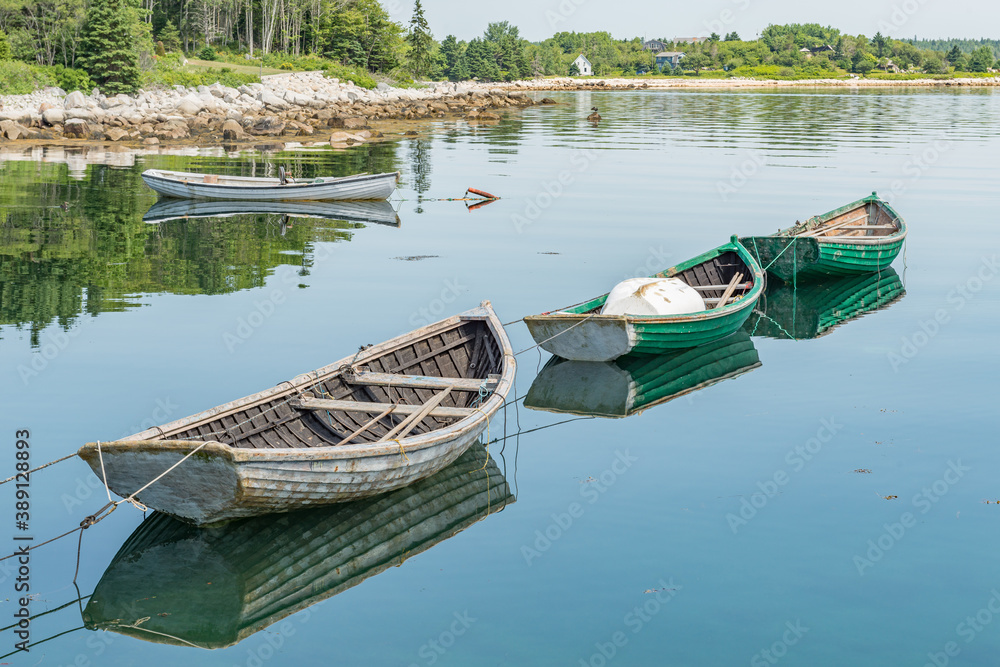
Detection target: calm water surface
<box><xmin>1</xmin><ymin>88</ymin><xmax>999</xmax><ymax>666</ymax></box>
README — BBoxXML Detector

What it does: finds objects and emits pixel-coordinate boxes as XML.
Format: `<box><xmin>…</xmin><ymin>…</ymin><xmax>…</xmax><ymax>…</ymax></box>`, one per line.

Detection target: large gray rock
<box><xmin>175</xmin><ymin>95</ymin><xmax>204</xmax><ymax>115</ymax></box>
<box><xmin>376</xmin><ymin>82</ymin><xmax>390</xmax><ymax>92</ymax></box>
<box><xmin>249</xmin><ymin>116</ymin><xmax>286</xmax><ymax>136</ymax></box>
<box><xmin>64</xmin><ymin>90</ymin><xmax>87</xmax><ymax>109</ymax></box>
<box><xmin>259</xmin><ymin>90</ymin><xmax>289</xmax><ymax>110</ymax></box>
<box><xmin>221</xmin><ymin>119</ymin><xmax>245</xmax><ymax>141</ymax></box>
<box><xmin>63</xmin><ymin>118</ymin><xmax>89</xmax><ymax>138</ymax></box>
<box><xmin>105</xmin><ymin>127</ymin><xmax>129</xmax><ymax>142</ymax></box>
<box><xmin>42</xmin><ymin>108</ymin><xmax>65</xmax><ymax>125</ymax></box>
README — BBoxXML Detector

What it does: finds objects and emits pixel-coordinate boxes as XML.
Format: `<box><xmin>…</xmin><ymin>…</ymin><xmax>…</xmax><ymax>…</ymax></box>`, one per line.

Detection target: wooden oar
<box><xmin>377</xmin><ymin>387</ymin><xmax>453</xmax><ymax>443</ymax></box>
<box><xmin>714</xmin><ymin>272</ymin><xmax>743</xmax><ymax>309</ymax></box>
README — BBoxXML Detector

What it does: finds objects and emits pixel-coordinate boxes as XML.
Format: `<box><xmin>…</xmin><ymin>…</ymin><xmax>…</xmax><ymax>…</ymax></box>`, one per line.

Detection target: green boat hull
<box><xmin>525</xmin><ymin>331</ymin><xmax>761</xmax><ymax>418</ymax></box>
<box><xmin>741</xmin><ymin>193</ymin><xmax>907</xmax><ymax>283</ymax></box>
<box><xmin>524</xmin><ymin>237</ymin><xmax>764</xmax><ymax>361</ymax></box>
<box><xmin>746</xmin><ymin>267</ymin><xmax>905</xmax><ymax>340</ymax></box>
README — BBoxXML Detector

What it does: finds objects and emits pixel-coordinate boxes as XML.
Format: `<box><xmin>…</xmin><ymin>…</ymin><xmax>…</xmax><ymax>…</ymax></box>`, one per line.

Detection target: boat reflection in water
<box><xmin>82</xmin><ymin>443</ymin><xmax>511</xmax><ymax>649</ymax></box>
<box><xmin>746</xmin><ymin>267</ymin><xmax>905</xmax><ymax>340</ymax></box>
<box><xmin>142</xmin><ymin>198</ymin><xmax>401</xmax><ymax>228</ymax></box>
<box><xmin>524</xmin><ymin>331</ymin><xmax>760</xmax><ymax>419</ymax></box>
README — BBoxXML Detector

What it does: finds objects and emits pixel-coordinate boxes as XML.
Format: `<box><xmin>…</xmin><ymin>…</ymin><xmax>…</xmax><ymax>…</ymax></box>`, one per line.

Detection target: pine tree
<box><xmin>406</xmin><ymin>0</ymin><xmax>434</xmax><ymax>79</ymax></box>
<box><xmin>0</xmin><ymin>29</ymin><xmax>11</xmax><ymax>61</ymax></box>
<box><xmin>79</xmin><ymin>0</ymin><xmax>142</xmax><ymax>94</ymax></box>
<box><xmin>159</xmin><ymin>20</ymin><xmax>182</xmax><ymax>53</ymax></box>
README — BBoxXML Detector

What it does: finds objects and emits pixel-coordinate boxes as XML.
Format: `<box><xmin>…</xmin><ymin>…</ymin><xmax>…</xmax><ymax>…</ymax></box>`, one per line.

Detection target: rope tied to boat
<box><xmin>390</xmin><ymin>438</ymin><xmax>410</xmax><ymax>462</ymax></box>
<box><xmin>0</xmin><ymin>452</ymin><xmax>77</xmax><ymax>486</ymax></box>
<box><xmin>512</xmin><ymin>313</ymin><xmax>597</xmax><ymax>357</ymax></box>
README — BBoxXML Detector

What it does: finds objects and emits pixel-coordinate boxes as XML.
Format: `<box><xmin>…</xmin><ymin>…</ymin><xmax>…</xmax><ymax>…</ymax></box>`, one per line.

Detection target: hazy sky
<box><xmin>384</xmin><ymin>0</ymin><xmax>1000</xmax><ymax>43</ymax></box>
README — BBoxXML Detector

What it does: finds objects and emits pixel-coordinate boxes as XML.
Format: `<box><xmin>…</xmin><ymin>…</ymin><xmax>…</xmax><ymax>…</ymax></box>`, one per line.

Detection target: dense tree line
<box><xmin>1</xmin><ymin>0</ymin><xmax>999</xmax><ymax>97</ymax></box>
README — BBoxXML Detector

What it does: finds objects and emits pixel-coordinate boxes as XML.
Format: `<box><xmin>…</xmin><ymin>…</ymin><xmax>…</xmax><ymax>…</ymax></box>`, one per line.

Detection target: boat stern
<box><xmin>77</xmin><ymin>440</ymin><xmax>243</xmax><ymax>525</ymax></box>
<box><xmin>524</xmin><ymin>314</ymin><xmax>635</xmax><ymax>362</ymax></box>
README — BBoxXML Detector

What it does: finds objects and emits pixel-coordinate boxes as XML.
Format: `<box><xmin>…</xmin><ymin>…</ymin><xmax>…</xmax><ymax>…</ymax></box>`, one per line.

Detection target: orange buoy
<box><xmin>466</xmin><ymin>187</ymin><xmax>498</xmax><ymax>199</ymax></box>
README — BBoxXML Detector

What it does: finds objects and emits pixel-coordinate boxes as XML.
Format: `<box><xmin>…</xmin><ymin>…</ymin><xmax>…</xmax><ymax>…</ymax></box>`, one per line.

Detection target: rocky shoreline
<box><xmin>0</xmin><ymin>70</ymin><xmax>541</xmax><ymax>147</ymax></box>
<box><xmin>1</xmin><ymin>71</ymin><xmax>997</xmax><ymax>148</ymax></box>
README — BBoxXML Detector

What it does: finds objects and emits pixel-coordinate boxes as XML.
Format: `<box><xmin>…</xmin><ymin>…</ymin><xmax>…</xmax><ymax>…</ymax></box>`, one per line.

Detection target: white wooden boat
<box><xmin>141</xmin><ymin>169</ymin><xmax>399</xmax><ymax>201</ymax></box>
<box><xmin>82</xmin><ymin>444</ymin><xmax>513</xmax><ymax>648</ymax></box>
<box><xmin>77</xmin><ymin>301</ymin><xmax>514</xmax><ymax>525</ymax></box>
<box><xmin>142</xmin><ymin>198</ymin><xmax>401</xmax><ymax>227</ymax></box>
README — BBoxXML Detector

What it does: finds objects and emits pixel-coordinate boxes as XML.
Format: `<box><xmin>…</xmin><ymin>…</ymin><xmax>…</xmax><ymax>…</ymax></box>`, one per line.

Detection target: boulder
<box><xmin>249</xmin><ymin>116</ymin><xmax>286</xmax><ymax>136</ymax></box>
<box><xmin>64</xmin><ymin>90</ymin><xmax>87</xmax><ymax>109</ymax></box>
<box><xmin>259</xmin><ymin>90</ymin><xmax>289</xmax><ymax>110</ymax></box>
<box><xmin>221</xmin><ymin>119</ymin><xmax>245</xmax><ymax>141</ymax></box>
<box><xmin>540</xmin><ymin>97</ymin><xmax>557</xmax><ymax>104</ymax></box>
<box><xmin>63</xmin><ymin>119</ymin><xmax>89</xmax><ymax>138</ymax></box>
<box><xmin>143</xmin><ymin>137</ymin><xmax>159</xmax><ymax>146</ymax></box>
<box><xmin>329</xmin><ymin>115</ymin><xmax>367</xmax><ymax>129</ymax></box>
<box><xmin>175</xmin><ymin>95</ymin><xmax>204</xmax><ymax>116</ymax></box>
<box><xmin>153</xmin><ymin>120</ymin><xmax>190</xmax><ymax>140</ymax></box>
<box><xmin>42</xmin><ymin>108</ymin><xmax>65</xmax><ymax>126</ymax></box>
<box><xmin>105</xmin><ymin>127</ymin><xmax>129</xmax><ymax>142</ymax></box>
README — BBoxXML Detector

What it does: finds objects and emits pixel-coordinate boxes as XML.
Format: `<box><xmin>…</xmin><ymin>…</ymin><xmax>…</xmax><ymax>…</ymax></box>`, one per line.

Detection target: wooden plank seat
<box><xmin>344</xmin><ymin>370</ymin><xmax>499</xmax><ymax>392</ymax></box>
<box><xmin>292</xmin><ymin>396</ymin><xmax>476</xmax><ymax>419</ymax></box>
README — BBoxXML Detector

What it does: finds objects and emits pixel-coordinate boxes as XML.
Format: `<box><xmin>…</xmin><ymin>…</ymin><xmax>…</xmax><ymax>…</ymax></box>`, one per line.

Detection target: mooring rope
<box><xmin>511</xmin><ymin>313</ymin><xmax>597</xmax><ymax>357</ymax></box>
<box><xmin>0</xmin><ymin>452</ymin><xmax>77</xmax><ymax>486</ymax></box>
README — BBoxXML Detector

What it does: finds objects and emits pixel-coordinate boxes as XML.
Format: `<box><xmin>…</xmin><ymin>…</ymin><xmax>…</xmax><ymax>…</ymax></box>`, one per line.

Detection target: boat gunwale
<box><xmin>79</xmin><ymin>302</ymin><xmax>514</xmax><ymax>461</ymax></box>
<box><xmin>777</xmin><ymin>193</ymin><xmax>907</xmax><ymax>244</ymax></box>
<box><xmin>523</xmin><ymin>238</ymin><xmax>765</xmax><ymax>326</ymax></box>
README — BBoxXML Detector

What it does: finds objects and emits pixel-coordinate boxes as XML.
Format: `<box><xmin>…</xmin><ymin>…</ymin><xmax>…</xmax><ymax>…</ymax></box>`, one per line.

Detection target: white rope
<box><xmin>513</xmin><ymin>313</ymin><xmax>596</xmax><ymax>356</ymax></box>
<box><xmin>96</xmin><ymin>441</ymin><xmax>112</xmax><ymax>503</ymax></box>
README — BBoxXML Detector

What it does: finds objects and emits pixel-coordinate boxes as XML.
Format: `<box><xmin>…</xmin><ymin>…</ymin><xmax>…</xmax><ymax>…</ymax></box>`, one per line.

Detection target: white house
<box><xmin>572</xmin><ymin>54</ymin><xmax>593</xmax><ymax>76</ymax></box>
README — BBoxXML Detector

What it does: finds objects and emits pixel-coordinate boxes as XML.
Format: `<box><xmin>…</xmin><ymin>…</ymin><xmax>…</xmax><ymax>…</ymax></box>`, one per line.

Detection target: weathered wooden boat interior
<box><xmin>793</xmin><ymin>201</ymin><xmax>900</xmax><ymax>239</ymax></box>
<box><xmin>166</xmin><ymin>319</ymin><xmax>503</xmax><ymax>449</ymax></box>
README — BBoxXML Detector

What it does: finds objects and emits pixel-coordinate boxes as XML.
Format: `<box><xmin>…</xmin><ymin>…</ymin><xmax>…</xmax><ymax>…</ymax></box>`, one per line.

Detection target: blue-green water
<box><xmin>1</xmin><ymin>88</ymin><xmax>999</xmax><ymax>666</ymax></box>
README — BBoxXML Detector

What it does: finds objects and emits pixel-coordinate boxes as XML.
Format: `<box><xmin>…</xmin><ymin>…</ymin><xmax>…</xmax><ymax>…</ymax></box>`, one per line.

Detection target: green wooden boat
<box><xmin>523</xmin><ymin>236</ymin><xmax>764</xmax><ymax>361</ymax></box>
<box><xmin>740</xmin><ymin>193</ymin><xmax>906</xmax><ymax>282</ymax></box>
<box><xmin>524</xmin><ymin>331</ymin><xmax>760</xmax><ymax>418</ymax></box>
<box><xmin>81</xmin><ymin>443</ymin><xmax>512</xmax><ymax>649</ymax></box>
<box><xmin>745</xmin><ymin>267</ymin><xmax>905</xmax><ymax>340</ymax></box>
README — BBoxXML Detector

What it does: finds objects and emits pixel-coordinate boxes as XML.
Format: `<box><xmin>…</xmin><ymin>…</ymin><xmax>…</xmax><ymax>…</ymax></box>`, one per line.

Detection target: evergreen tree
<box><xmin>870</xmin><ymin>32</ymin><xmax>888</xmax><ymax>57</ymax></box>
<box><xmin>945</xmin><ymin>44</ymin><xmax>964</xmax><ymax>69</ymax></box>
<box><xmin>0</xmin><ymin>30</ymin><xmax>11</xmax><ymax>61</ymax></box>
<box><xmin>79</xmin><ymin>0</ymin><xmax>142</xmax><ymax>94</ymax></box>
<box><xmin>440</xmin><ymin>34</ymin><xmax>472</xmax><ymax>81</ymax></box>
<box><xmin>406</xmin><ymin>0</ymin><xmax>434</xmax><ymax>79</ymax></box>
<box><xmin>968</xmin><ymin>45</ymin><xmax>994</xmax><ymax>72</ymax></box>
<box><xmin>465</xmin><ymin>38</ymin><xmax>500</xmax><ymax>81</ymax></box>
<box><xmin>158</xmin><ymin>19</ymin><xmax>182</xmax><ymax>53</ymax></box>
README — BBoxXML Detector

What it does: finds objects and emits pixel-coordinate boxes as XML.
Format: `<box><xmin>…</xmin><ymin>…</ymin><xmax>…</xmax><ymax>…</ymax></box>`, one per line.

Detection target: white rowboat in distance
<box><xmin>142</xmin><ymin>169</ymin><xmax>400</xmax><ymax>201</ymax></box>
